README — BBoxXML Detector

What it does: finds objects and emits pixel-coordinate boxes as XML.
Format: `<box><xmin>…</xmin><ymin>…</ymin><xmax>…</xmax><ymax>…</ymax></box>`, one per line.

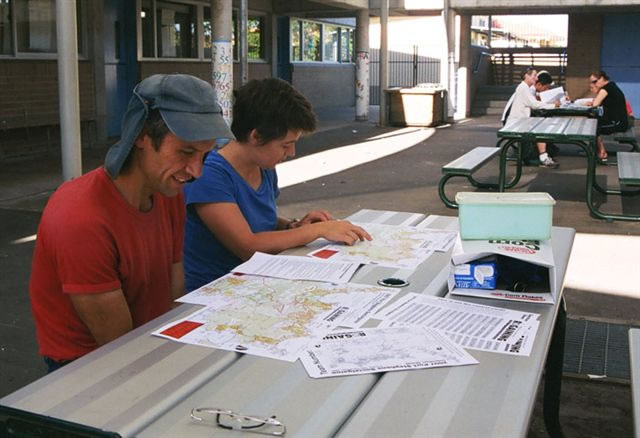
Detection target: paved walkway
<box><xmin>1</xmin><ymin>107</ymin><xmax>638</xmax><ymax>437</ymax></box>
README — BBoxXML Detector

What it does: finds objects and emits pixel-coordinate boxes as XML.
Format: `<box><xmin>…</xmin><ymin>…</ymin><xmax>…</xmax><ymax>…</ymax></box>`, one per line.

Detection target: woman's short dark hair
<box><xmin>231</xmin><ymin>78</ymin><xmax>316</xmax><ymax>144</ymax></box>
<box><xmin>591</xmin><ymin>70</ymin><xmax>610</xmax><ymax>81</ymax></box>
<box><xmin>522</xmin><ymin>66</ymin><xmax>536</xmax><ymax>79</ymax></box>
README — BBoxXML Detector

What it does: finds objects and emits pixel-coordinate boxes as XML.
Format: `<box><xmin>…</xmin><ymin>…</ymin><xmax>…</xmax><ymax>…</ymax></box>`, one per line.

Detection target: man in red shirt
<box><xmin>29</xmin><ymin>74</ymin><xmax>233</xmax><ymax>372</ymax></box>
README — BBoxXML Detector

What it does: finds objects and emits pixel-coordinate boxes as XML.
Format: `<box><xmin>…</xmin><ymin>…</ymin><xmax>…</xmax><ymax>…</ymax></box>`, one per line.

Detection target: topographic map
<box><xmin>309</xmin><ymin>223</ymin><xmax>457</xmax><ymax>269</ymax></box>
<box><xmin>155</xmin><ymin>274</ymin><xmax>399</xmax><ymax>362</ymax></box>
<box><xmin>300</xmin><ymin>326</ymin><xmax>478</xmax><ymax>378</ymax></box>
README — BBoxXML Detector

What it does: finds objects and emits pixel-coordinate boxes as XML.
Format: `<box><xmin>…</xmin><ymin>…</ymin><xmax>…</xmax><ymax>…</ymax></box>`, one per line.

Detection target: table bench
<box><xmin>438</xmin><ymin>147</ymin><xmax>500</xmax><ymax>208</ymax></box>
<box><xmin>629</xmin><ymin>328</ymin><xmax>640</xmax><ymax>438</ymax></box>
<box><xmin>609</xmin><ymin>127</ymin><xmax>639</xmax><ymax>153</ymax></box>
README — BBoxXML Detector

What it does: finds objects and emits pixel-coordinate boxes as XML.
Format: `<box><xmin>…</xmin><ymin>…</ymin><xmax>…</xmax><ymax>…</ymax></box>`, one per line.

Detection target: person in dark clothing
<box><xmin>589</xmin><ymin>70</ymin><xmax>629</xmax><ymax>162</ymax></box>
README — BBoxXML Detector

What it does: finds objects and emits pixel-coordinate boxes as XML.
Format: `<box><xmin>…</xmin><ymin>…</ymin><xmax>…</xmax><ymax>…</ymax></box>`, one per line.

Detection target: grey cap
<box><xmin>105</xmin><ymin>74</ymin><xmax>234</xmax><ymax>178</ymax></box>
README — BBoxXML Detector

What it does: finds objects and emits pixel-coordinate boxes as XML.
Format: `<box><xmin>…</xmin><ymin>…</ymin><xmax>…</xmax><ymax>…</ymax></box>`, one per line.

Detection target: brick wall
<box><xmin>0</xmin><ymin>60</ymin><xmax>95</xmax><ymax>129</ymax></box>
<box><xmin>566</xmin><ymin>14</ymin><xmax>602</xmax><ymax>100</ymax></box>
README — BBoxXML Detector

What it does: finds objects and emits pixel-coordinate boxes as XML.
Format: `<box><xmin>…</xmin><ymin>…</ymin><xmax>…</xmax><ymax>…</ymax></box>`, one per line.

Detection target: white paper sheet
<box><xmin>376</xmin><ymin>293</ymin><xmax>540</xmax><ymax>356</ymax></box>
<box><xmin>308</xmin><ymin>223</ymin><xmax>456</xmax><ymax>269</ymax></box>
<box><xmin>232</xmin><ymin>252</ymin><xmax>359</xmax><ymax>283</ymax></box>
<box><xmin>539</xmin><ymin>86</ymin><xmax>565</xmax><ymax>103</ymax></box>
<box><xmin>299</xmin><ymin>326</ymin><xmax>478</xmax><ymax>378</ymax></box>
<box><xmin>166</xmin><ymin>275</ymin><xmax>400</xmax><ymax>361</ymax></box>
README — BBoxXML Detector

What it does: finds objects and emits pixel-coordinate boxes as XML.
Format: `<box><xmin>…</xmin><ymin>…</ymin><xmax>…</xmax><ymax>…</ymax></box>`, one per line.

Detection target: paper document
<box><xmin>300</xmin><ymin>326</ymin><xmax>478</xmax><ymax>378</ymax></box>
<box><xmin>539</xmin><ymin>86</ymin><xmax>565</xmax><ymax>104</ymax></box>
<box><xmin>308</xmin><ymin>223</ymin><xmax>456</xmax><ymax>269</ymax></box>
<box><xmin>232</xmin><ymin>252</ymin><xmax>359</xmax><ymax>283</ymax></box>
<box><xmin>376</xmin><ymin>293</ymin><xmax>540</xmax><ymax>356</ymax></box>
<box><xmin>166</xmin><ymin>275</ymin><xmax>400</xmax><ymax>361</ymax></box>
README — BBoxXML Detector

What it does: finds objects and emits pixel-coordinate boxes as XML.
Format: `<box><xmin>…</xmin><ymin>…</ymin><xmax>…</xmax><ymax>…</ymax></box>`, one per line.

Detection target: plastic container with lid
<box><xmin>456</xmin><ymin>192</ymin><xmax>555</xmax><ymax>240</ymax></box>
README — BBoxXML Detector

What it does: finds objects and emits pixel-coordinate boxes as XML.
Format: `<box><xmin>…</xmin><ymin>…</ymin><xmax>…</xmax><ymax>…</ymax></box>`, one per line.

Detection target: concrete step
<box><xmin>473</xmin><ymin>99</ymin><xmax>509</xmax><ymax>109</ymax></box>
<box><xmin>471</xmin><ymin>106</ymin><xmax>504</xmax><ymax>116</ymax></box>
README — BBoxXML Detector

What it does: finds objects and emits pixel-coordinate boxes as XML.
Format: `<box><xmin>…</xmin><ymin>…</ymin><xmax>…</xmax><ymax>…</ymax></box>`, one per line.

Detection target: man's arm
<box><xmin>171</xmin><ymin>262</ymin><xmax>185</xmax><ymax>302</ymax></box>
<box><xmin>69</xmin><ymin>290</ymin><xmax>133</xmax><ymax>346</ymax></box>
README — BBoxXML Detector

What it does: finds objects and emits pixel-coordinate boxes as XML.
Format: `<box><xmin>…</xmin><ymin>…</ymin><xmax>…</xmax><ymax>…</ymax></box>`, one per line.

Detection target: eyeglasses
<box><xmin>190</xmin><ymin>407</ymin><xmax>286</xmax><ymax>436</ymax></box>
<box><xmin>590</xmin><ymin>79</ymin><xmax>598</xmax><ymax>84</ymax></box>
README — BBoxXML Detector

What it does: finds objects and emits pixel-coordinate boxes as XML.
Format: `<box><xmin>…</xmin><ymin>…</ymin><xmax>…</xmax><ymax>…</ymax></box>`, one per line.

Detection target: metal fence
<box><xmin>369</xmin><ymin>46</ymin><xmax>441</xmax><ymax>105</ymax></box>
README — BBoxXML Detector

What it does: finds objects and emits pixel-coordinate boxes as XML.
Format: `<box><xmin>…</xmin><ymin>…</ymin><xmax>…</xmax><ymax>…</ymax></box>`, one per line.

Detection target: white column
<box><xmin>378</xmin><ymin>0</ymin><xmax>389</xmax><ymax>127</ymax></box>
<box><xmin>239</xmin><ymin>0</ymin><xmax>248</xmax><ymax>85</ymax></box>
<box><xmin>355</xmin><ymin>9</ymin><xmax>370</xmax><ymax>121</ymax></box>
<box><xmin>56</xmin><ymin>0</ymin><xmax>82</xmax><ymax>180</ymax></box>
<box><xmin>211</xmin><ymin>0</ymin><xmax>233</xmax><ymax>125</ymax></box>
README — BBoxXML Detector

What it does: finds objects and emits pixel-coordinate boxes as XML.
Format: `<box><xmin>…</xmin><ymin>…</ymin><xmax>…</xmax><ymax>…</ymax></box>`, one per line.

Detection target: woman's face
<box><xmin>590</xmin><ymin>75</ymin><xmax>605</xmax><ymax>91</ymax></box>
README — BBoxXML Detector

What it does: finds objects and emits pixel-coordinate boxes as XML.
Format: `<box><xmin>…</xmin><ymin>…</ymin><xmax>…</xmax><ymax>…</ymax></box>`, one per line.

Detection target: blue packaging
<box><xmin>454</xmin><ymin>259</ymin><xmax>498</xmax><ymax>290</ymax></box>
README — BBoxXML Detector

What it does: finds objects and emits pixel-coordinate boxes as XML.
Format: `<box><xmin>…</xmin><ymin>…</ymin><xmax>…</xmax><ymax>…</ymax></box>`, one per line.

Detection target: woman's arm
<box><xmin>195</xmin><ymin>202</ymin><xmax>371</xmax><ymax>261</ymax></box>
<box><xmin>591</xmin><ymin>88</ymin><xmax>608</xmax><ymax>107</ymax></box>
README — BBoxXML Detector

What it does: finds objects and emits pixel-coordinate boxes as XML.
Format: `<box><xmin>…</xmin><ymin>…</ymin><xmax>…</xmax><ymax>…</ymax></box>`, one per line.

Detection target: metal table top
<box><xmin>1</xmin><ymin>210</ymin><xmax>576</xmax><ymax>438</ymax></box>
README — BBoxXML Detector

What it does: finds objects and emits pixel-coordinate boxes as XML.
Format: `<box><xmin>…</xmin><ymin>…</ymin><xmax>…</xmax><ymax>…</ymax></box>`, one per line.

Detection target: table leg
<box><xmin>498</xmin><ymin>138</ymin><xmax>523</xmax><ymax>191</ymax></box>
<box><xmin>543</xmin><ymin>300</ymin><xmax>566</xmax><ymax>438</ymax></box>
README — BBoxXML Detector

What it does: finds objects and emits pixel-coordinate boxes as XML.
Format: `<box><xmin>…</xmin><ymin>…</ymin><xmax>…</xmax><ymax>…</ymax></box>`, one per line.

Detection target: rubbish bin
<box><xmin>385</xmin><ymin>84</ymin><xmax>446</xmax><ymax>127</ymax></box>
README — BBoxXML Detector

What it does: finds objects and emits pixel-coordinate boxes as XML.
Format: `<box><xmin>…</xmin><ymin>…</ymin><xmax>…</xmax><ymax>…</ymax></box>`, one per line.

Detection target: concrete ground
<box><xmin>1</xmin><ymin>106</ymin><xmax>639</xmax><ymax>437</ymax></box>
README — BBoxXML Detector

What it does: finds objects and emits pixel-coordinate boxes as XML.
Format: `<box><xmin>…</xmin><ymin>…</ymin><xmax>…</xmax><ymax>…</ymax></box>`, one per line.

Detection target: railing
<box><xmin>490</xmin><ymin>47</ymin><xmax>567</xmax><ymax>86</ymax></box>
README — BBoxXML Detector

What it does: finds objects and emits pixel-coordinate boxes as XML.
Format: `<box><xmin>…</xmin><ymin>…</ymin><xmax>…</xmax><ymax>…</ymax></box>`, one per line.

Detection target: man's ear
<box><xmin>248</xmin><ymin>128</ymin><xmax>263</xmax><ymax>146</ymax></box>
<box><xmin>134</xmin><ymin>131</ymin><xmax>151</xmax><ymax>150</ymax></box>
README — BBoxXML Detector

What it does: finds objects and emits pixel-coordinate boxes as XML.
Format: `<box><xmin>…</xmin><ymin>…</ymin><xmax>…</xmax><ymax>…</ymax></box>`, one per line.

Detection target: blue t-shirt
<box><xmin>183</xmin><ymin>151</ymin><xmax>280</xmax><ymax>291</ymax></box>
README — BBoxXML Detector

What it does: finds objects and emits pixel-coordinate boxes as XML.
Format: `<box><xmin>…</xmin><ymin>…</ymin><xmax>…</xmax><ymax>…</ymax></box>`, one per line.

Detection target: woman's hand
<box><xmin>315</xmin><ymin>220</ymin><xmax>372</xmax><ymax>245</ymax></box>
<box><xmin>291</xmin><ymin>210</ymin><xmax>334</xmax><ymax>228</ymax></box>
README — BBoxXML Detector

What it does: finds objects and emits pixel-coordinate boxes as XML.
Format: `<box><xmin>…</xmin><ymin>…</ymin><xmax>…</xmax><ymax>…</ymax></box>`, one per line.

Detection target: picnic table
<box><xmin>0</xmin><ymin>210</ymin><xmax>576</xmax><ymax>437</ymax></box>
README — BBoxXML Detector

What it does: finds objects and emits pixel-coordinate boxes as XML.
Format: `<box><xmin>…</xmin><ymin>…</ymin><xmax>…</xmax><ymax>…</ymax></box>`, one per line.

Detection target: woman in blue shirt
<box><xmin>183</xmin><ymin>78</ymin><xmax>371</xmax><ymax>291</ymax></box>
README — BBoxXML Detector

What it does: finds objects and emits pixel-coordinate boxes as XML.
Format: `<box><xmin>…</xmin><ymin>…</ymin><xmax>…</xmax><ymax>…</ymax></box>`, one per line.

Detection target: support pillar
<box><xmin>239</xmin><ymin>0</ymin><xmax>248</xmax><ymax>85</ymax></box>
<box><xmin>211</xmin><ymin>0</ymin><xmax>233</xmax><ymax>125</ymax></box>
<box><xmin>457</xmin><ymin>14</ymin><xmax>472</xmax><ymax>118</ymax></box>
<box><xmin>378</xmin><ymin>0</ymin><xmax>389</xmax><ymax>127</ymax></box>
<box><xmin>355</xmin><ymin>9</ymin><xmax>370</xmax><ymax>121</ymax></box>
<box><xmin>56</xmin><ymin>0</ymin><xmax>82</xmax><ymax>180</ymax></box>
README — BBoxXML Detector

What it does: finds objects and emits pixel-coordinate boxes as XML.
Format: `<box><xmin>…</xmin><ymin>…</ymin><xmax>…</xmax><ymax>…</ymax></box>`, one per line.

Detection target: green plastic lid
<box><xmin>455</xmin><ymin>192</ymin><xmax>556</xmax><ymax>205</ymax></box>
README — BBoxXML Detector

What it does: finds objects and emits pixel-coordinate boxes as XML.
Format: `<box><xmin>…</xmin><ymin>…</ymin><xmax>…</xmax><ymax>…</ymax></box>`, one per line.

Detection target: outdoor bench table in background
<box><xmin>0</xmin><ymin>210</ymin><xmax>575</xmax><ymax>438</ymax></box>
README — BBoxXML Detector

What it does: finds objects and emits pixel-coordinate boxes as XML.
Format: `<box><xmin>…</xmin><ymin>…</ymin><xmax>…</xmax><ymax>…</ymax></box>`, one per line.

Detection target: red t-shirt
<box><xmin>29</xmin><ymin>167</ymin><xmax>185</xmax><ymax>361</ymax></box>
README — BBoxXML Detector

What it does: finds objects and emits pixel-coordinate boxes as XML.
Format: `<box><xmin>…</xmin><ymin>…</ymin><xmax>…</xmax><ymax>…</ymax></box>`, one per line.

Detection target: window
<box><xmin>247</xmin><ymin>16</ymin><xmax>263</xmax><ymax>60</ymax></box>
<box><xmin>0</xmin><ymin>0</ymin><xmax>11</xmax><ymax>55</ymax></box>
<box><xmin>290</xmin><ymin>18</ymin><xmax>354</xmax><ymax>63</ymax></box>
<box><xmin>340</xmin><ymin>28</ymin><xmax>352</xmax><ymax>63</ymax></box>
<box><xmin>144</xmin><ymin>1</ymin><xmax>197</xmax><ymax>58</ymax></box>
<box><xmin>1</xmin><ymin>0</ymin><xmax>86</xmax><ymax>56</ymax></box>
<box><xmin>203</xmin><ymin>8</ymin><xmax>265</xmax><ymax>61</ymax></box>
<box><xmin>302</xmin><ymin>21</ymin><xmax>320</xmax><ymax>62</ymax></box>
<box><xmin>323</xmin><ymin>24</ymin><xmax>338</xmax><ymax>62</ymax></box>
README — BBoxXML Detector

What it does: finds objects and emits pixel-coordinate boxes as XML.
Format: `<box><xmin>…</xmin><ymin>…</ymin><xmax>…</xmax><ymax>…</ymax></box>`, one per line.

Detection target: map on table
<box><xmin>299</xmin><ymin>326</ymin><xmax>478</xmax><ymax>378</ymax></box>
<box><xmin>308</xmin><ymin>222</ymin><xmax>457</xmax><ymax>269</ymax></box>
<box><xmin>157</xmin><ymin>274</ymin><xmax>399</xmax><ymax>362</ymax></box>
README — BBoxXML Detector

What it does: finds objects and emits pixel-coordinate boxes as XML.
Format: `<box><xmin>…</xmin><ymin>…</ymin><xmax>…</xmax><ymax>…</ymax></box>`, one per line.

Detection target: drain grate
<box><xmin>563</xmin><ymin>318</ymin><xmax>635</xmax><ymax>380</ymax></box>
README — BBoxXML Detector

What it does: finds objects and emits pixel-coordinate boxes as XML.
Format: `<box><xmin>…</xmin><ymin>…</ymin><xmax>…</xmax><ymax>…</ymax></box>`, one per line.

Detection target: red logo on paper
<box><xmin>313</xmin><ymin>249</ymin><xmax>339</xmax><ymax>259</ymax></box>
<box><xmin>498</xmin><ymin>245</ymin><xmax>536</xmax><ymax>255</ymax></box>
<box><xmin>160</xmin><ymin>321</ymin><xmax>203</xmax><ymax>339</ymax></box>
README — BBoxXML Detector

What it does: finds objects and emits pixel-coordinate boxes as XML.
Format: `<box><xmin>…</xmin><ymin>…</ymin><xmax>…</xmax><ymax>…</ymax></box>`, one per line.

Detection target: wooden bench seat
<box><xmin>438</xmin><ymin>147</ymin><xmax>500</xmax><ymax>208</ymax></box>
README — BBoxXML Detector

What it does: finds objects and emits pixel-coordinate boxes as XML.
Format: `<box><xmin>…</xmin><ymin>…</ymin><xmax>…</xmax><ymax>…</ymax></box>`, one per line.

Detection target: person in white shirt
<box><xmin>503</xmin><ymin>67</ymin><xmax>561</xmax><ymax>168</ymax></box>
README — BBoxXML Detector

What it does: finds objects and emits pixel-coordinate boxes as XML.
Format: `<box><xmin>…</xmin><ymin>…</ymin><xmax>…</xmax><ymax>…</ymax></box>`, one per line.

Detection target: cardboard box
<box><xmin>448</xmin><ymin>237</ymin><xmax>557</xmax><ymax>304</ymax></box>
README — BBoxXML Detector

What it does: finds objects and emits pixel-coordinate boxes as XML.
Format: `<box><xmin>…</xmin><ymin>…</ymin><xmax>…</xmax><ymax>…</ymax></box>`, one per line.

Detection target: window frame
<box><xmin>289</xmin><ymin>17</ymin><xmax>354</xmax><ymax>65</ymax></box>
<box><xmin>141</xmin><ymin>0</ymin><xmax>268</xmax><ymax>63</ymax></box>
<box><xmin>0</xmin><ymin>0</ymin><xmax>89</xmax><ymax>60</ymax></box>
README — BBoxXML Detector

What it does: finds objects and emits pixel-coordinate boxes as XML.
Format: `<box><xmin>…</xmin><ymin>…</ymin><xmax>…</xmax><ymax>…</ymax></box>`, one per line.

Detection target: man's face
<box><xmin>252</xmin><ymin>130</ymin><xmax>301</xmax><ymax>169</ymax></box>
<box><xmin>138</xmin><ymin>132</ymin><xmax>215</xmax><ymax>197</ymax></box>
<box><xmin>590</xmin><ymin>75</ymin><xmax>604</xmax><ymax>90</ymax></box>
<box><xmin>524</xmin><ymin>70</ymin><xmax>537</xmax><ymax>86</ymax></box>
<box><xmin>535</xmin><ymin>82</ymin><xmax>549</xmax><ymax>93</ymax></box>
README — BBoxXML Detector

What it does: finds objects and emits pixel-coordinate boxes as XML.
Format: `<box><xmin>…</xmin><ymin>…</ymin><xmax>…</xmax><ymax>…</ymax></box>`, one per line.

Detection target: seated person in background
<box><xmin>183</xmin><ymin>78</ymin><xmax>372</xmax><ymax>291</ymax></box>
<box><xmin>29</xmin><ymin>74</ymin><xmax>233</xmax><ymax>372</ymax></box>
<box><xmin>589</xmin><ymin>70</ymin><xmax>630</xmax><ymax>162</ymax></box>
<box><xmin>504</xmin><ymin>67</ymin><xmax>561</xmax><ymax>168</ymax></box>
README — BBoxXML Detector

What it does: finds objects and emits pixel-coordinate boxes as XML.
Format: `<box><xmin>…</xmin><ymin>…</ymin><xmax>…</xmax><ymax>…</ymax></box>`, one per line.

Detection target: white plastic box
<box><xmin>456</xmin><ymin>192</ymin><xmax>555</xmax><ymax>240</ymax></box>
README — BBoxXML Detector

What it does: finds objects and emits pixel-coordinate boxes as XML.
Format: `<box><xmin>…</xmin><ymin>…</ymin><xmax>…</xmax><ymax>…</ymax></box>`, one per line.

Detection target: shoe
<box><xmin>597</xmin><ymin>157</ymin><xmax>608</xmax><ymax>165</ymax></box>
<box><xmin>539</xmin><ymin>157</ymin><xmax>559</xmax><ymax>168</ymax></box>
